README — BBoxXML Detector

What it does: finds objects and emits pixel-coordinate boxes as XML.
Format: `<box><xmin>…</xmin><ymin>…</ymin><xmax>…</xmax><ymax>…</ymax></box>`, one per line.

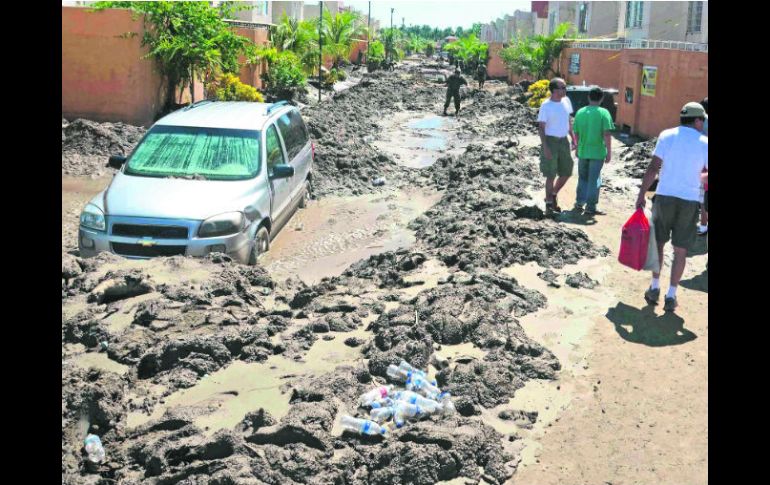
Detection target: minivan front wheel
<box><xmin>249</xmin><ymin>226</ymin><xmax>270</xmax><ymax>265</ymax></box>
<box><xmin>298</xmin><ymin>181</ymin><xmax>310</xmax><ymax>209</ymax></box>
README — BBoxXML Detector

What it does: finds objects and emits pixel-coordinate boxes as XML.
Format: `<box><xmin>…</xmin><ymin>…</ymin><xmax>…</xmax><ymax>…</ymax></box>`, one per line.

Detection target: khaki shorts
<box><xmin>652</xmin><ymin>195</ymin><xmax>700</xmax><ymax>249</ymax></box>
<box><xmin>540</xmin><ymin>136</ymin><xmax>574</xmax><ymax>178</ymax></box>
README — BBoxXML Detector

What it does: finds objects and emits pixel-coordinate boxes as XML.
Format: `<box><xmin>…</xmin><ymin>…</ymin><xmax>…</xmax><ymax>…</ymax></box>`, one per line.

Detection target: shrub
<box><xmin>207</xmin><ymin>73</ymin><xmax>264</xmax><ymax>102</ymax></box>
<box><xmin>527</xmin><ymin>79</ymin><xmax>551</xmax><ymax>108</ymax></box>
<box><xmin>262</xmin><ymin>51</ymin><xmax>308</xmax><ymax>100</ymax></box>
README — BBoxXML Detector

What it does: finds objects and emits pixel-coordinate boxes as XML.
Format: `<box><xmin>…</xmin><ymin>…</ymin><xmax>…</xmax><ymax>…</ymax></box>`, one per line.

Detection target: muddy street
<box><xmin>62</xmin><ymin>62</ymin><xmax>707</xmax><ymax>485</ymax></box>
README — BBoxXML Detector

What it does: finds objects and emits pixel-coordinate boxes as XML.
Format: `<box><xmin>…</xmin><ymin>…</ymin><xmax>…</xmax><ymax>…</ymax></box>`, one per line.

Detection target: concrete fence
<box><xmin>63</xmin><ymin>6</ymin><xmax>271</xmax><ymax>127</ymax></box>
<box><xmin>485</xmin><ymin>43</ymin><xmax>707</xmax><ymax>138</ymax></box>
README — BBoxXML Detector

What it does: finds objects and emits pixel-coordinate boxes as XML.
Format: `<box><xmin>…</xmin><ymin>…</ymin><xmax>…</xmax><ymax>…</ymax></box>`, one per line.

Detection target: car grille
<box><xmin>112</xmin><ymin>224</ymin><xmax>189</xmax><ymax>239</ymax></box>
<box><xmin>112</xmin><ymin>243</ymin><xmax>187</xmax><ymax>258</ymax></box>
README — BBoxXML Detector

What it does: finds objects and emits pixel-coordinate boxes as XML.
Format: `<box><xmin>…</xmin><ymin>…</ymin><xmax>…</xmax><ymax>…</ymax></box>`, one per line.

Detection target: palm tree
<box><xmin>499</xmin><ymin>22</ymin><xmax>573</xmax><ymax>79</ymax></box>
<box><xmin>322</xmin><ymin>10</ymin><xmax>366</xmax><ymax>69</ymax></box>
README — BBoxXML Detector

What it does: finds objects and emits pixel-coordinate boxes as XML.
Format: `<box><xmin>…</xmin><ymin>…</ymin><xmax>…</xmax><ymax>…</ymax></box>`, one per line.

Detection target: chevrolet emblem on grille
<box><xmin>138</xmin><ymin>238</ymin><xmax>157</xmax><ymax>247</ymax></box>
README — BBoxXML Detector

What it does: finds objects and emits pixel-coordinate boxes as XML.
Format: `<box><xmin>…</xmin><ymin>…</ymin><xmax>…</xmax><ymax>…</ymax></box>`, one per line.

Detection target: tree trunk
<box><xmin>190</xmin><ymin>67</ymin><xmax>195</xmax><ymax>104</ymax></box>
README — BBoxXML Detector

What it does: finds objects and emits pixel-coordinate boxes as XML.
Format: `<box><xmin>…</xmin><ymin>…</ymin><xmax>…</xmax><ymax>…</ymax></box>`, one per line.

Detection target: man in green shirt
<box><xmin>572</xmin><ymin>87</ymin><xmax>614</xmax><ymax>216</ymax></box>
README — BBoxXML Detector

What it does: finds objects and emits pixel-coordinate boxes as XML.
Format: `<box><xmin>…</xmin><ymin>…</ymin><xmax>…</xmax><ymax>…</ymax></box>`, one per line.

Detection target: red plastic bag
<box><xmin>618</xmin><ymin>209</ymin><xmax>650</xmax><ymax>271</ymax></box>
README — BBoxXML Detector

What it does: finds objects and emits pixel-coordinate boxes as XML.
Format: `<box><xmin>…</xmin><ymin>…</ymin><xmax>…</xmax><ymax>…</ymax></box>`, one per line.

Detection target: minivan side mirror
<box><xmin>108</xmin><ymin>155</ymin><xmax>127</xmax><ymax>169</ymax></box>
<box><xmin>270</xmin><ymin>164</ymin><xmax>294</xmax><ymax>179</ymax></box>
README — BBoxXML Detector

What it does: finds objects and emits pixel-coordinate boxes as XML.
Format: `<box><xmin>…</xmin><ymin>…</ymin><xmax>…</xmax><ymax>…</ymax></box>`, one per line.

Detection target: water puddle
<box><xmin>263</xmin><ymin>188</ymin><xmax>442</xmax><ymax>285</ymax></box>
<box><xmin>127</xmin><ymin>323</ymin><xmax>373</xmax><ymax>435</ymax></box>
<box><xmin>70</xmin><ymin>351</ymin><xmax>129</xmax><ymax>375</ymax></box>
<box><xmin>373</xmin><ymin>112</ymin><xmax>463</xmax><ymax>169</ymax></box>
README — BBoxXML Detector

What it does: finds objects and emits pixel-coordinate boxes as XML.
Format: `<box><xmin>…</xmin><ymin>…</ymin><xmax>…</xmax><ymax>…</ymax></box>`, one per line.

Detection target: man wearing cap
<box><xmin>537</xmin><ymin>77</ymin><xmax>576</xmax><ymax>216</ymax></box>
<box><xmin>572</xmin><ymin>86</ymin><xmax>614</xmax><ymax>217</ymax></box>
<box><xmin>636</xmin><ymin>102</ymin><xmax>708</xmax><ymax>312</ymax></box>
<box><xmin>444</xmin><ymin>67</ymin><xmax>467</xmax><ymax>117</ymax></box>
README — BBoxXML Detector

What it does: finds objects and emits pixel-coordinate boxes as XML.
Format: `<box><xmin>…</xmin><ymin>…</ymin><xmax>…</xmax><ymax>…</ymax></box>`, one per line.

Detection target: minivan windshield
<box><xmin>125</xmin><ymin>126</ymin><xmax>261</xmax><ymax>180</ymax></box>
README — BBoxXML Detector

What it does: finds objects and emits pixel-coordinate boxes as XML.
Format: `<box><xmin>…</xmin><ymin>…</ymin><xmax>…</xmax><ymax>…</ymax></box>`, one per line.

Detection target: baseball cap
<box><xmin>681</xmin><ymin>102</ymin><xmax>706</xmax><ymax>118</ymax></box>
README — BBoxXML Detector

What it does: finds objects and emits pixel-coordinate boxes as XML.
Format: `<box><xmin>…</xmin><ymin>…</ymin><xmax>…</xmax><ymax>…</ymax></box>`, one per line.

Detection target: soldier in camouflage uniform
<box><xmin>443</xmin><ymin>68</ymin><xmax>467</xmax><ymax>117</ymax></box>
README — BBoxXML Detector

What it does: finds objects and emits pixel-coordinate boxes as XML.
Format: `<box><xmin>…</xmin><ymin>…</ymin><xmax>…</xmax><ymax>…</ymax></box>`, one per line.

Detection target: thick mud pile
<box><xmin>409</xmin><ymin>143</ymin><xmax>609</xmax><ymax>270</ymax></box>
<box><xmin>62</xmin><ymin>118</ymin><xmax>146</xmax><ymax>176</ymax></box>
<box><xmin>458</xmin><ymin>90</ymin><xmax>539</xmax><ymax>138</ymax></box>
<box><xmin>301</xmin><ymin>72</ymin><xmax>445</xmax><ymax>198</ymax></box>
<box><xmin>62</xmin><ymin>245</ymin><xmax>558</xmax><ymax>484</ymax></box>
<box><xmin>618</xmin><ymin>137</ymin><xmax>657</xmax><ymax>178</ymax></box>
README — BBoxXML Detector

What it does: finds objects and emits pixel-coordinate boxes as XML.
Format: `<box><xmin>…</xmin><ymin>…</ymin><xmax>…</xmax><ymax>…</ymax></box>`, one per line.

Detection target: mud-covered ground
<box><xmin>60</xmin><ymin>61</ymin><xmax>671</xmax><ymax>485</ymax></box>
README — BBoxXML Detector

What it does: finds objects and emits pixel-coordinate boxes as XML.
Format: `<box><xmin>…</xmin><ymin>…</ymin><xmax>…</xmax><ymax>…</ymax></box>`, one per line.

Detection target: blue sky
<box><xmin>333</xmin><ymin>0</ymin><xmax>532</xmax><ymax>30</ymax></box>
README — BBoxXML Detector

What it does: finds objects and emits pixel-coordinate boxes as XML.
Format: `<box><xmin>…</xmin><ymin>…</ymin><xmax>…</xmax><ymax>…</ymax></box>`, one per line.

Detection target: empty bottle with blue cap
<box><xmin>406</xmin><ymin>374</ymin><xmax>442</xmax><ymax>400</ymax></box>
<box><xmin>341</xmin><ymin>415</ymin><xmax>387</xmax><ymax>436</ymax></box>
<box><xmin>84</xmin><ymin>434</ymin><xmax>105</xmax><ymax>463</ymax></box>
<box><xmin>393</xmin><ymin>390</ymin><xmax>443</xmax><ymax>413</ymax></box>
<box><xmin>392</xmin><ymin>401</ymin><xmax>423</xmax><ymax>428</ymax></box>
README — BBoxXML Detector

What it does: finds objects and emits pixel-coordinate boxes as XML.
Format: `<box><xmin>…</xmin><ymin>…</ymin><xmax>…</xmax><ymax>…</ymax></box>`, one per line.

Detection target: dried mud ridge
<box><xmin>62</xmin><ymin>118</ymin><xmax>146</xmax><ymax>177</ymax></box>
<box><xmin>618</xmin><ymin>137</ymin><xmax>657</xmax><ymax>179</ymax></box>
<box><xmin>62</xmin><ymin>64</ymin><xmax>609</xmax><ymax>484</ymax></box>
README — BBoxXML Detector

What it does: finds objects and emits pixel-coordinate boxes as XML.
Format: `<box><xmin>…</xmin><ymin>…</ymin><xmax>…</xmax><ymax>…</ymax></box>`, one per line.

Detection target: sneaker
<box><xmin>644</xmin><ymin>287</ymin><xmax>660</xmax><ymax>305</ymax></box>
<box><xmin>551</xmin><ymin>194</ymin><xmax>562</xmax><ymax>213</ymax></box>
<box><xmin>573</xmin><ymin>203</ymin><xmax>584</xmax><ymax>213</ymax></box>
<box><xmin>698</xmin><ymin>225</ymin><xmax>708</xmax><ymax>236</ymax></box>
<box><xmin>663</xmin><ymin>296</ymin><xmax>678</xmax><ymax>312</ymax></box>
<box><xmin>585</xmin><ymin>208</ymin><xmax>606</xmax><ymax>216</ymax></box>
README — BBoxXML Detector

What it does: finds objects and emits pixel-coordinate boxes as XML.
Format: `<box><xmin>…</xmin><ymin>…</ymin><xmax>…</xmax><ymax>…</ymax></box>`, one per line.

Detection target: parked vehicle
<box><xmin>565</xmin><ymin>85</ymin><xmax>619</xmax><ymax>121</ymax></box>
<box><xmin>78</xmin><ymin>100</ymin><xmax>314</xmax><ymax>265</ymax></box>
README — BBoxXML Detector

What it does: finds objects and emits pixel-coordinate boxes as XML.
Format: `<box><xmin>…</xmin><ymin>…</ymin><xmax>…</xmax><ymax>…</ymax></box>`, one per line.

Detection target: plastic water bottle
<box><xmin>399</xmin><ymin>361</ymin><xmax>438</xmax><ymax>387</ymax></box>
<box><xmin>340</xmin><ymin>415</ymin><xmax>387</xmax><ymax>436</ymax></box>
<box><xmin>393</xmin><ymin>390</ymin><xmax>443</xmax><ymax>413</ymax></box>
<box><xmin>369</xmin><ymin>406</ymin><xmax>395</xmax><ymax>423</ymax></box>
<box><xmin>386</xmin><ymin>364</ymin><xmax>409</xmax><ymax>382</ymax></box>
<box><xmin>439</xmin><ymin>393</ymin><xmax>456</xmax><ymax>416</ymax></box>
<box><xmin>406</xmin><ymin>374</ymin><xmax>442</xmax><ymax>400</ymax></box>
<box><xmin>359</xmin><ymin>385</ymin><xmax>393</xmax><ymax>407</ymax></box>
<box><xmin>84</xmin><ymin>434</ymin><xmax>105</xmax><ymax>463</ymax></box>
<box><xmin>392</xmin><ymin>401</ymin><xmax>423</xmax><ymax>428</ymax></box>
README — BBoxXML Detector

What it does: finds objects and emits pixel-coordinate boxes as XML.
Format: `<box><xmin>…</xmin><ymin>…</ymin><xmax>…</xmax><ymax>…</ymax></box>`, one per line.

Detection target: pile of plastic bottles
<box><xmin>340</xmin><ymin>360</ymin><xmax>456</xmax><ymax>437</ymax></box>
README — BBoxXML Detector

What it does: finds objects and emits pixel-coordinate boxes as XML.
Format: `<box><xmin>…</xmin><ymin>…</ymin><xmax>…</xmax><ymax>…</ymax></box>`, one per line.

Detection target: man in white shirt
<box><xmin>635</xmin><ymin>102</ymin><xmax>708</xmax><ymax>312</ymax></box>
<box><xmin>537</xmin><ymin>77</ymin><xmax>576</xmax><ymax>216</ymax></box>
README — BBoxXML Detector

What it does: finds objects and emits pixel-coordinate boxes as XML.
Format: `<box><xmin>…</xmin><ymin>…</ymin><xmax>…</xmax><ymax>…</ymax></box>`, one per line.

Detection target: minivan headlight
<box><xmin>80</xmin><ymin>204</ymin><xmax>106</xmax><ymax>231</ymax></box>
<box><xmin>198</xmin><ymin>212</ymin><xmax>245</xmax><ymax>238</ymax></box>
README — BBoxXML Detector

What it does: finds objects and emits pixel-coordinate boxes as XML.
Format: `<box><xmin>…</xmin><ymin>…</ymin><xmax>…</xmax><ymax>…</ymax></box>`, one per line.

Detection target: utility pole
<box><xmin>366</xmin><ymin>1</ymin><xmax>371</xmax><ymax>64</ymax></box>
<box><xmin>389</xmin><ymin>7</ymin><xmax>394</xmax><ymax>63</ymax></box>
<box><xmin>319</xmin><ymin>1</ymin><xmax>323</xmax><ymax>103</ymax></box>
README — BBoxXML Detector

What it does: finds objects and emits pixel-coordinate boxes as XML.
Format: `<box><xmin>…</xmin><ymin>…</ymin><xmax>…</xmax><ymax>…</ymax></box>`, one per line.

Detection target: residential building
<box><xmin>547</xmin><ymin>1</ymin><xmax>578</xmax><ymax>35</ymax></box>
<box><xmin>574</xmin><ymin>1</ymin><xmax>621</xmax><ymax>38</ymax></box>
<box><xmin>618</xmin><ymin>1</ymin><xmax>708</xmax><ymax>43</ymax></box>
<box><xmin>304</xmin><ymin>1</ymin><xmax>340</xmax><ymax>20</ymax></box>
<box><xmin>532</xmin><ymin>1</ymin><xmax>550</xmax><ymax>36</ymax></box>
<box><xmin>271</xmin><ymin>1</ymin><xmax>304</xmax><ymax>23</ymax></box>
<box><xmin>231</xmin><ymin>1</ymin><xmax>272</xmax><ymax>24</ymax></box>
<box><xmin>480</xmin><ymin>10</ymin><xmax>535</xmax><ymax>43</ymax></box>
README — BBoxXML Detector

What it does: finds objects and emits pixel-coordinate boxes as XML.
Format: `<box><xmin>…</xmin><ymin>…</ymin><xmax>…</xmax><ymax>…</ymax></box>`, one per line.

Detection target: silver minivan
<box><xmin>78</xmin><ymin>100</ymin><xmax>313</xmax><ymax>265</ymax></box>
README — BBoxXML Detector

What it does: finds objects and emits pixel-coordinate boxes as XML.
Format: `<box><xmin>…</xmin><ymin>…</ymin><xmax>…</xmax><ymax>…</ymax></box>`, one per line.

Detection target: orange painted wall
<box><xmin>62</xmin><ymin>7</ymin><xmax>166</xmax><ymax>126</ymax></box>
<box><xmin>486</xmin><ymin>43</ymin><xmax>508</xmax><ymax>78</ymax></box>
<box><xmin>234</xmin><ymin>26</ymin><xmax>269</xmax><ymax>90</ymax></box>
<box><xmin>557</xmin><ymin>48</ymin><xmax>622</xmax><ymax>89</ymax></box>
<box><xmin>616</xmin><ymin>49</ymin><xmax>708</xmax><ymax>138</ymax></box>
<box><xmin>63</xmin><ymin>7</ymin><xmax>271</xmax><ymax>126</ymax></box>
<box><xmin>349</xmin><ymin>39</ymin><xmax>368</xmax><ymax>63</ymax></box>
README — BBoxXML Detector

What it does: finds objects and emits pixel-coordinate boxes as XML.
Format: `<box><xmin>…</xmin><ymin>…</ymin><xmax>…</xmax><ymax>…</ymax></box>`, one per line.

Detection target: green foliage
<box><xmin>322</xmin><ymin>67</ymin><xmax>347</xmax><ymax>87</ymax></box>
<box><xmin>262</xmin><ymin>50</ymin><xmax>307</xmax><ymax>101</ymax></box>
<box><xmin>380</xmin><ymin>28</ymin><xmax>405</xmax><ymax>61</ymax></box>
<box><xmin>499</xmin><ymin>22</ymin><xmax>574</xmax><ymax>80</ymax></box>
<box><xmin>208</xmin><ymin>73</ymin><xmax>264</xmax><ymax>102</ymax></box>
<box><xmin>425</xmin><ymin>42</ymin><xmax>435</xmax><ymax>57</ymax></box>
<box><xmin>368</xmin><ymin>40</ymin><xmax>386</xmax><ymax>63</ymax></box>
<box><xmin>527</xmin><ymin>79</ymin><xmax>551</xmax><ymax>108</ymax></box>
<box><xmin>322</xmin><ymin>10</ymin><xmax>366</xmax><ymax>69</ymax></box>
<box><xmin>443</xmin><ymin>34</ymin><xmax>488</xmax><ymax>70</ymax></box>
<box><xmin>91</xmin><ymin>1</ymin><xmax>257</xmax><ymax>108</ymax></box>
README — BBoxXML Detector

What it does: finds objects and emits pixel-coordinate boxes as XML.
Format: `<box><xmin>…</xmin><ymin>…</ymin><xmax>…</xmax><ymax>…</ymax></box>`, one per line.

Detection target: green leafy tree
<box><xmin>92</xmin><ymin>1</ymin><xmax>259</xmax><ymax>110</ymax></box>
<box><xmin>322</xmin><ymin>10</ymin><xmax>366</xmax><ymax>69</ymax></box>
<box><xmin>380</xmin><ymin>27</ymin><xmax>405</xmax><ymax>62</ymax></box>
<box><xmin>444</xmin><ymin>34</ymin><xmax>488</xmax><ymax>71</ymax></box>
<box><xmin>499</xmin><ymin>22</ymin><xmax>574</xmax><ymax>80</ymax></box>
<box><xmin>261</xmin><ymin>50</ymin><xmax>307</xmax><ymax>101</ymax></box>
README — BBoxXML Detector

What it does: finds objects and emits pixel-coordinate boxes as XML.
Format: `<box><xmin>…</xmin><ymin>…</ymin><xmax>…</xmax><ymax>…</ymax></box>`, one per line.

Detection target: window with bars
<box><xmin>687</xmin><ymin>1</ymin><xmax>703</xmax><ymax>33</ymax></box>
<box><xmin>578</xmin><ymin>3</ymin><xmax>589</xmax><ymax>33</ymax></box>
<box><xmin>625</xmin><ymin>1</ymin><xmax>644</xmax><ymax>29</ymax></box>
